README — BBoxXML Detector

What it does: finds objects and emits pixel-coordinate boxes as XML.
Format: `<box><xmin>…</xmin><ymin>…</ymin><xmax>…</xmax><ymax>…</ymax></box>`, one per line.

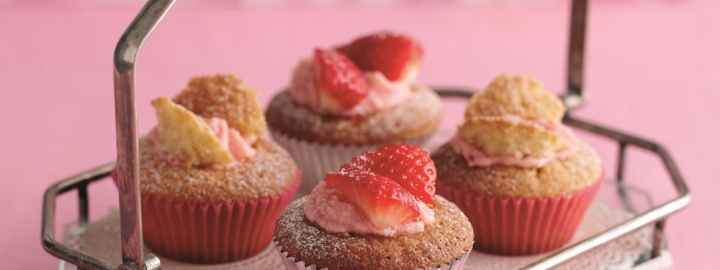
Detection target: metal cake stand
<box><xmin>41</xmin><ymin>0</ymin><xmax>691</xmax><ymax>269</ymax></box>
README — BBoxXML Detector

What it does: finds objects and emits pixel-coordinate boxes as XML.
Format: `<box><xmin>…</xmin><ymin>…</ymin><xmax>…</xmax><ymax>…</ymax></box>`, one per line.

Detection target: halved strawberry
<box><xmin>338</xmin><ymin>32</ymin><xmax>423</xmax><ymax>81</ymax></box>
<box><xmin>313</xmin><ymin>48</ymin><xmax>369</xmax><ymax>109</ymax></box>
<box><xmin>367</xmin><ymin>144</ymin><xmax>436</xmax><ymax>204</ymax></box>
<box><xmin>325</xmin><ymin>170</ymin><xmax>421</xmax><ymax>229</ymax></box>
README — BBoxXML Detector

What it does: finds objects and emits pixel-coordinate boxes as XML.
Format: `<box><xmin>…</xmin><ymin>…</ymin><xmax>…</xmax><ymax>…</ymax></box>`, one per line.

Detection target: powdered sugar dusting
<box><xmin>275</xmin><ymin>196</ymin><xmax>473</xmax><ymax>270</ymax></box>
<box><xmin>433</xmin><ymin>141</ymin><xmax>602</xmax><ymax>198</ymax></box>
<box><xmin>139</xmin><ymin>137</ymin><xmax>299</xmax><ymax>201</ymax></box>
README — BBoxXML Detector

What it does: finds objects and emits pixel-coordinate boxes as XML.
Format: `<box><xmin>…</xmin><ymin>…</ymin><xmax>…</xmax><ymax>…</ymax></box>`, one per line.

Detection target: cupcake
<box><xmin>433</xmin><ymin>74</ymin><xmax>603</xmax><ymax>255</ymax></box>
<box><xmin>266</xmin><ymin>31</ymin><xmax>443</xmax><ymax>195</ymax></box>
<box><xmin>132</xmin><ymin>74</ymin><xmax>301</xmax><ymax>263</ymax></box>
<box><xmin>275</xmin><ymin>144</ymin><xmax>473</xmax><ymax>270</ymax></box>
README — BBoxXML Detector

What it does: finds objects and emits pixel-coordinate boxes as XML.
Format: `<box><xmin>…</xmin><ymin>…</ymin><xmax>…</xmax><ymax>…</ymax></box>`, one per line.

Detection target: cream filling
<box><xmin>288</xmin><ymin>58</ymin><xmax>417</xmax><ymax>117</ymax></box>
<box><xmin>204</xmin><ymin>118</ymin><xmax>256</xmax><ymax>161</ymax></box>
<box><xmin>149</xmin><ymin>117</ymin><xmax>257</xmax><ymax>166</ymax></box>
<box><xmin>303</xmin><ymin>182</ymin><xmax>435</xmax><ymax>237</ymax></box>
<box><xmin>451</xmin><ymin>115</ymin><xmax>577</xmax><ymax>168</ymax></box>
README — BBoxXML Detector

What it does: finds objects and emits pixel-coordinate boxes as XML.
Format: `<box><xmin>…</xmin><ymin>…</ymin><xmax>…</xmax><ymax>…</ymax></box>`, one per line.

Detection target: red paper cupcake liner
<box><xmin>141</xmin><ymin>170</ymin><xmax>301</xmax><ymax>264</ymax></box>
<box><xmin>437</xmin><ymin>179</ymin><xmax>601</xmax><ymax>255</ymax></box>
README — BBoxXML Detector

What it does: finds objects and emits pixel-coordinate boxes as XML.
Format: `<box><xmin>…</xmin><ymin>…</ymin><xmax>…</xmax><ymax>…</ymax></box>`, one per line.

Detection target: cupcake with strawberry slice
<box><xmin>266</xmin><ymin>31</ymin><xmax>442</xmax><ymax>195</ymax></box>
<box><xmin>275</xmin><ymin>144</ymin><xmax>473</xmax><ymax>270</ymax></box>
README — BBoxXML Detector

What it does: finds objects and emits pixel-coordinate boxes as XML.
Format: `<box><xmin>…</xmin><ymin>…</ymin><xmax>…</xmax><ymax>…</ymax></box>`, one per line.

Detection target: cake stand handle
<box><xmin>113</xmin><ymin>0</ymin><xmax>176</xmax><ymax>269</ymax></box>
<box><xmin>564</xmin><ymin>0</ymin><xmax>588</xmax><ymax>110</ymax></box>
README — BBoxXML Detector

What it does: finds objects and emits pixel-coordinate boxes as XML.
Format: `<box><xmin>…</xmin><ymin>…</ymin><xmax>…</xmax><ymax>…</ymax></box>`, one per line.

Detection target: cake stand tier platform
<box><xmin>41</xmin><ymin>0</ymin><xmax>690</xmax><ymax>269</ymax></box>
<box><xmin>57</xmin><ymin>201</ymin><xmax>665</xmax><ymax>270</ymax></box>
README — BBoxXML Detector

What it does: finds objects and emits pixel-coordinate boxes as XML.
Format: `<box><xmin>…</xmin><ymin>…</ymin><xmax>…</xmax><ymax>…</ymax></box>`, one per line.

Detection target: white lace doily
<box><xmin>60</xmin><ymin>202</ymin><xmax>666</xmax><ymax>270</ymax></box>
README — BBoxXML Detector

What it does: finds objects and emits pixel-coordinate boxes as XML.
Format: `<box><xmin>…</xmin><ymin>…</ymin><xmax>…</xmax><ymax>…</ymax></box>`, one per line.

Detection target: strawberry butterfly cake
<box><xmin>274</xmin><ymin>144</ymin><xmax>473</xmax><ymax>270</ymax></box>
<box><xmin>433</xmin><ymin>74</ymin><xmax>603</xmax><ymax>255</ymax></box>
<box><xmin>265</xmin><ymin>31</ymin><xmax>443</xmax><ymax>195</ymax></box>
<box><xmin>131</xmin><ymin>74</ymin><xmax>301</xmax><ymax>263</ymax></box>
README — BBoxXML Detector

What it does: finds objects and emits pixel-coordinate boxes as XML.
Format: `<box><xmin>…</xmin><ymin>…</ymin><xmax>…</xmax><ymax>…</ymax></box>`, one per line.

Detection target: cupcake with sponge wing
<box><xmin>457</xmin><ymin>74</ymin><xmax>574</xmax><ymax>167</ymax></box>
<box><xmin>133</xmin><ymin>74</ymin><xmax>301</xmax><ymax>264</ymax></box>
<box><xmin>434</xmin><ymin>74</ymin><xmax>602</xmax><ymax>254</ymax></box>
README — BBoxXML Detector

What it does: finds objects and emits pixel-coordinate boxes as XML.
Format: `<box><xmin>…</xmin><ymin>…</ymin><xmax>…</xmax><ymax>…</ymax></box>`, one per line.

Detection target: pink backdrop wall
<box><xmin>1</xmin><ymin>0</ymin><xmax>718</xmax><ymax>269</ymax></box>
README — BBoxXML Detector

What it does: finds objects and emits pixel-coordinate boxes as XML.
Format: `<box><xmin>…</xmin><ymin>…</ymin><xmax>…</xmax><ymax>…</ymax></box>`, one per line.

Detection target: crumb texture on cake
<box><xmin>275</xmin><ymin>196</ymin><xmax>473</xmax><ymax>270</ymax></box>
<box><xmin>139</xmin><ymin>138</ymin><xmax>297</xmax><ymax>201</ymax></box>
<box><xmin>464</xmin><ymin>74</ymin><xmax>565</xmax><ymax>122</ymax></box>
<box><xmin>174</xmin><ymin>74</ymin><xmax>267</xmax><ymax>138</ymax></box>
<box><xmin>265</xmin><ymin>86</ymin><xmax>441</xmax><ymax>145</ymax></box>
<box><xmin>458</xmin><ymin>117</ymin><xmax>567</xmax><ymax>159</ymax></box>
<box><xmin>433</xmin><ymin>141</ymin><xmax>602</xmax><ymax>197</ymax></box>
<box><xmin>459</xmin><ymin>74</ymin><xmax>572</xmax><ymax>159</ymax></box>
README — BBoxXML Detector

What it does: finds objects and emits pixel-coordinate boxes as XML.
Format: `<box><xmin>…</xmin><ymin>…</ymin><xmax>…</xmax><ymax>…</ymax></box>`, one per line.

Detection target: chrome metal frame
<box><xmin>113</xmin><ymin>0</ymin><xmax>175</xmax><ymax>269</ymax></box>
<box><xmin>41</xmin><ymin>0</ymin><xmax>691</xmax><ymax>269</ymax></box>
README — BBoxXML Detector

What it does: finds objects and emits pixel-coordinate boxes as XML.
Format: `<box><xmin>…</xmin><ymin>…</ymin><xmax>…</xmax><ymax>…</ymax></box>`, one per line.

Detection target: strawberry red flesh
<box><xmin>338</xmin><ymin>32</ymin><xmax>422</xmax><ymax>81</ymax></box>
<box><xmin>368</xmin><ymin>144</ymin><xmax>436</xmax><ymax>204</ymax></box>
<box><xmin>326</xmin><ymin>171</ymin><xmax>421</xmax><ymax>230</ymax></box>
<box><xmin>313</xmin><ymin>48</ymin><xmax>369</xmax><ymax>109</ymax></box>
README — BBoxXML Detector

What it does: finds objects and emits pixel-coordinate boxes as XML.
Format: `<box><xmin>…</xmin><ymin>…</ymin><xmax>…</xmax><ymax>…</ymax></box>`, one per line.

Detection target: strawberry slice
<box><xmin>325</xmin><ymin>170</ymin><xmax>421</xmax><ymax>230</ymax></box>
<box><xmin>313</xmin><ymin>48</ymin><xmax>369</xmax><ymax>109</ymax></box>
<box><xmin>368</xmin><ymin>144</ymin><xmax>436</xmax><ymax>204</ymax></box>
<box><xmin>338</xmin><ymin>32</ymin><xmax>423</xmax><ymax>81</ymax></box>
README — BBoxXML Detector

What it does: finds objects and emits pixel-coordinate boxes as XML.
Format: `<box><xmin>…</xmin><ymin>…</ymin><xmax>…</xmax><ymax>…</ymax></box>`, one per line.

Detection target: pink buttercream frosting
<box><xmin>149</xmin><ymin>117</ymin><xmax>257</xmax><ymax>166</ymax></box>
<box><xmin>204</xmin><ymin>117</ymin><xmax>257</xmax><ymax>161</ymax></box>
<box><xmin>450</xmin><ymin>115</ymin><xmax>577</xmax><ymax>168</ymax></box>
<box><xmin>303</xmin><ymin>182</ymin><xmax>435</xmax><ymax>237</ymax></box>
<box><xmin>288</xmin><ymin>58</ymin><xmax>417</xmax><ymax>117</ymax></box>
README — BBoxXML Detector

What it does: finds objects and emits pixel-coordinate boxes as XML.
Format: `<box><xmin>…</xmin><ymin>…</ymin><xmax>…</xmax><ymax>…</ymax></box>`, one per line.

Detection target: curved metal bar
<box><xmin>113</xmin><ymin>0</ymin><xmax>175</xmax><ymax>269</ymax></box>
<box><xmin>433</xmin><ymin>87</ymin><xmax>474</xmax><ymax>99</ymax></box>
<box><xmin>523</xmin><ymin>115</ymin><xmax>691</xmax><ymax>270</ymax></box>
<box><xmin>564</xmin><ymin>0</ymin><xmax>588</xmax><ymax>110</ymax></box>
<box><xmin>41</xmin><ymin>163</ymin><xmax>116</xmax><ymax>270</ymax></box>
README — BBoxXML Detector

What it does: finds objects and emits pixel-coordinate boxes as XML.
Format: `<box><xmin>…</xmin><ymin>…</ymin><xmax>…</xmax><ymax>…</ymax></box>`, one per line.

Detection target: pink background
<box><xmin>1</xmin><ymin>0</ymin><xmax>718</xmax><ymax>269</ymax></box>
